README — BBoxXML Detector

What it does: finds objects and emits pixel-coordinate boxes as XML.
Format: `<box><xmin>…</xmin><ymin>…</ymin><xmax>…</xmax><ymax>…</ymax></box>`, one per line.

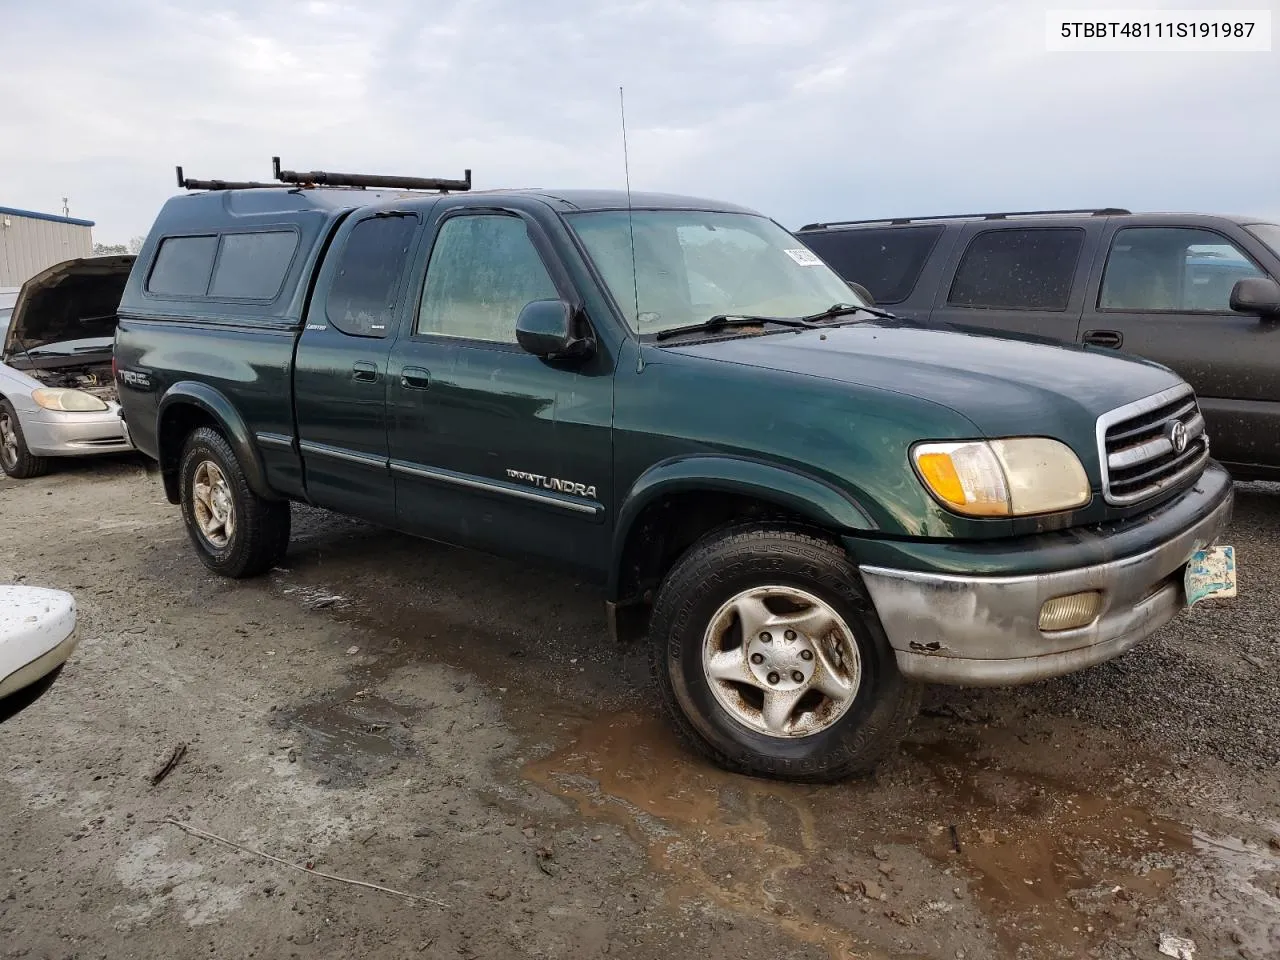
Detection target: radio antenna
<box><xmin>620</xmin><ymin>85</ymin><xmax>640</xmax><ymax>326</ymax></box>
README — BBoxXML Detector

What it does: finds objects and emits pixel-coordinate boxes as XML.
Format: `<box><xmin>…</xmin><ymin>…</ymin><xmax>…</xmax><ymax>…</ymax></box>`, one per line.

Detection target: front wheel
<box><xmin>178</xmin><ymin>426</ymin><xmax>290</xmax><ymax>578</ymax></box>
<box><xmin>0</xmin><ymin>400</ymin><xmax>49</xmax><ymax>479</ymax></box>
<box><xmin>649</xmin><ymin>524</ymin><xmax>920</xmax><ymax>782</ymax></box>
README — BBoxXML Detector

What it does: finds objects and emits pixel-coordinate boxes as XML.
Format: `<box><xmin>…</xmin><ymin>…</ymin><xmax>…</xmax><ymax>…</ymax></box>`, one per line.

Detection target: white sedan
<box><xmin>1</xmin><ymin>256</ymin><xmax>135</xmax><ymax>479</ymax></box>
<box><xmin>0</xmin><ymin>586</ymin><xmax>77</xmax><ymax>700</ymax></box>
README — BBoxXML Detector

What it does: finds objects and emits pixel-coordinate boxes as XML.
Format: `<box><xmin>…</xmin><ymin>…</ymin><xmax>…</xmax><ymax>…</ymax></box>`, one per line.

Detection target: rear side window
<box><xmin>209</xmin><ymin>231</ymin><xmax>298</xmax><ymax>300</ymax></box>
<box><xmin>147</xmin><ymin>236</ymin><xmax>218</xmax><ymax>296</ymax></box>
<box><xmin>800</xmin><ymin>226</ymin><xmax>942</xmax><ymax>305</ymax></box>
<box><xmin>948</xmin><ymin>228</ymin><xmax>1084</xmax><ymax>311</ymax></box>
<box><xmin>325</xmin><ymin>215</ymin><xmax>419</xmax><ymax>338</ymax></box>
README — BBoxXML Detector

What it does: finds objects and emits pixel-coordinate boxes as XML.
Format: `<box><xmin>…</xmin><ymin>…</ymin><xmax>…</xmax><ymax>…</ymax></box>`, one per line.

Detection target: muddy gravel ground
<box><xmin>1</xmin><ymin>457</ymin><xmax>1277</xmax><ymax>960</ymax></box>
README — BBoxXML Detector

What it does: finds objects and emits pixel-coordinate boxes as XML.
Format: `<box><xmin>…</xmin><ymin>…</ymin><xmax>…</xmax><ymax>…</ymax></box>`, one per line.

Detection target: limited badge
<box><xmin>1185</xmin><ymin>544</ymin><xmax>1237</xmax><ymax>606</ymax></box>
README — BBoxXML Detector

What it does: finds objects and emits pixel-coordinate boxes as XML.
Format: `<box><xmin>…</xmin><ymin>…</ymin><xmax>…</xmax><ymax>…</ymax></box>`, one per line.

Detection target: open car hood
<box><xmin>2</xmin><ymin>255</ymin><xmax>135</xmax><ymax>362</ymax></box>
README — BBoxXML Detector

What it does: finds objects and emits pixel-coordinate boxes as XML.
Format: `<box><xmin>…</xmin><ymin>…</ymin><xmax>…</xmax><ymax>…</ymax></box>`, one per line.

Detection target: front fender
<box><xmin>608</xmin><ymin>454</ymin><xmax>878</xmax><ymax>599</ymax></box>
<box><xmin>157</xmin><ymin>381</ymin><xmax>278</xmax><ymax>502</ymax></box>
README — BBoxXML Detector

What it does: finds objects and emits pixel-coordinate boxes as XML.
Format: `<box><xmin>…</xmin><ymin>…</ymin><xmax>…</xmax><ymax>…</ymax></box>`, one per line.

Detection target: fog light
<box><xmin>1038</xmin><ymin>591</ymin><xmax>1103</xmax><ymax>631</ymax></box>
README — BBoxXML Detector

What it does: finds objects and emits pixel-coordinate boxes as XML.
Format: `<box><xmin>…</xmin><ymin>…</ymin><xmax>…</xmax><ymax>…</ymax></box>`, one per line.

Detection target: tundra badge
<box><xmin>506</xmin><ymin>469</ymin><xmax>597</xmax><ymax>499</ymax></box>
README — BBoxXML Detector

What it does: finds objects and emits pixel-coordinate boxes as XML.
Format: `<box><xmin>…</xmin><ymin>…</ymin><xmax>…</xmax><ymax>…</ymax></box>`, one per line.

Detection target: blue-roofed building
<box><xmin>0</xmin><ymin>205</ymin><xmax>95</xmax><ymax>286</ymax></box>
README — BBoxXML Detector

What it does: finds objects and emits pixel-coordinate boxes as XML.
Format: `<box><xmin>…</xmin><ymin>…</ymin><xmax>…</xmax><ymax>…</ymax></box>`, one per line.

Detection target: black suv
<box><xmin>797</xmin><ymin>210</ymin><xmax>1280</xmax><ymax>480</ymax></box>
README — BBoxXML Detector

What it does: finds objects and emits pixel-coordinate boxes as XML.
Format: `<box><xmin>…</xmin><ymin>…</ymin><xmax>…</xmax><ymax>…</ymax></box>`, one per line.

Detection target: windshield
<box><xmin>0</xmin><ymin>308</ymin><xmax>10</xmax><ymax>341</ymax></box>
<box><xmin>567</xmin><ymin>210</ymin><xmax>861</xmax><ymax>335</ymax></box>
<box><xmin>1246</xmin><ymin>223</ymin><xmax>1280</xmax><ymax>258</ymax></box>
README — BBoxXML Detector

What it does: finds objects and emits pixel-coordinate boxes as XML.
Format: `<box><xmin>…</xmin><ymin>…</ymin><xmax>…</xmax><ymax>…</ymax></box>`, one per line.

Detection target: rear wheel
<box><xmin>649</xmin><ymin>524</ymin><xmax>921</xmax><ymax>782</ymax></box>
<box><xmin>179</xmin><ymin>426</ymin><xmax>290</xmax><ymax>578</ymax></box>
<box><xmin>0</xmin><ymin>400</ymin><xmax>49</xmax><ymax>479</ymax></box>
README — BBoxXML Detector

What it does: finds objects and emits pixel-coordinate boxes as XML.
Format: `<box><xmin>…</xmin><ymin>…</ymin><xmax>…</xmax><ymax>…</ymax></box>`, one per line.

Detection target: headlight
<box><xmin>912</xmin><ymin>438</ymin><xmax>1091</xmax><ymax>517</ymax></box>
<box><xmin>31</xmin><ymin>388</ymin><xmax>109</xmax><ymax>413</ymax></box>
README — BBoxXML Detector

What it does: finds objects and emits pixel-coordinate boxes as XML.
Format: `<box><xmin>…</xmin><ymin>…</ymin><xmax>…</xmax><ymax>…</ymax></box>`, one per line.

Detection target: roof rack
<box><xmin>175</xmin><ymin>157</ymin><xmax>474</xmax><ymax>193</ymax></box>
<box><xmin>271</xmin><ymin>156</ymin><xmax>472</xmax><ymax>193</ymax></box>
<box><xmin>799</xmin><ymin>208</ymin><xmax>1131</xmax><ymax>231</ymax></box>
<box><xmin>176</xmin><ymin>166</ymin><xmax>287</xmax><ymax>191</ymax></box>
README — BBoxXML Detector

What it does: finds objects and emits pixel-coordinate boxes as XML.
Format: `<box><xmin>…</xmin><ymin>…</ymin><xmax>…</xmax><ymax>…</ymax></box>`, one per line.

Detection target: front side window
<box><xmin>799</xmin><ymin>225</ymin><xmax>943</xmax><ymax>305</ymax></box>
<box><xmin>326</xmin><ymin>215</ymin><xmax>418</xmax><ymax>338</ymax></box>
<box><xmin>147</xmin><ymin>235</ymin><xmax>218</xmax><ymax>297</ymax></box>
<box><xmin>948</xmin><ymin>228</ymin><xmax>1084</xmax><ymax>311</ymax></box>
<box><xmin>568</xmin><ymin>210</ymin><xmax>858</xmax><ymax>336</ymax></box>
<box><xmin>417</xmin><ymin>215</ymin><xmax>558</xmax><ymax>343</ymax></box>
<box><xmin>1100</xmin><ymin>227</ymin><xmax>1264</xmax><ymax>312</ymax></box>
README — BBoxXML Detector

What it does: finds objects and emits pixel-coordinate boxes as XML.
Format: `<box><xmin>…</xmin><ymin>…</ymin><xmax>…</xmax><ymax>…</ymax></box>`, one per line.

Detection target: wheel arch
<box><xmin>157</xmin><ymin>382</ymin><xmax>277</xmax><ymax>504</ymax></box>
<box><xmin>608</xmin><ymin>455</ymin><xmax>878</xmax><ymax>614</ymax></box>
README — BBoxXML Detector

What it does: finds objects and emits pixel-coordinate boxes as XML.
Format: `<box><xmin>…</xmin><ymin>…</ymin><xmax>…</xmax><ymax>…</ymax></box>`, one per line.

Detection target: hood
<box><xmin>662</xmin><ymin>320</ymin><xmax>1183</xmax><ymax>438</ymax></box>
<box><xmin>3</xmin><ymin>256</ymin><xmax>135</xmax><ymax>362</ymax></box>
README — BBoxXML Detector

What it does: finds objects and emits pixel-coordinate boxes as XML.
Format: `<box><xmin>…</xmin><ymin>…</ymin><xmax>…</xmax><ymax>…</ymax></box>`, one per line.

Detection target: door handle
<box><xmin>1083</xmin><ymin>329</ymin><xmax>1123</xmax><ymax>349</ymax></box>
<box><xmin>401</xmin><ymin>367</ymin><xmax>431</xmax><ymax>390</ymax></box>
<box><xmin>352</xmin><ymin>361</ymin><xmax>379</xmax><ymax>383</ymax></box>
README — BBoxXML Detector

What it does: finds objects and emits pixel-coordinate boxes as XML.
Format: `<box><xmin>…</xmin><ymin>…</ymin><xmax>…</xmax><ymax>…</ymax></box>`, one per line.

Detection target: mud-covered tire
<box><xmin>649</xmin><ymin>524</ymin><xmax>921</xmax><ymax>783</ymax></box>
<box><xmin>0</xmin><ymin>400</ymin><xmax>50</xmax><ymax>479</ymax></box>
<box><xmin>178</xmin><ymin>426</ymin><xmax>290</xmax><ymax>579</ymax></box>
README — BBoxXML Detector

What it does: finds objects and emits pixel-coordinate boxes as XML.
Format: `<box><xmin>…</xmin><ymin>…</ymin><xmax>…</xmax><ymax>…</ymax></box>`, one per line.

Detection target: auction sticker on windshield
<box><xmin>784</xmin><ymin>248</ymin><xmax>823</xmax><ymax>266</ymax></box>
<box><xmin>1185</xmin><ymin>544</ymin><xmax>1236</xmax><ymax>606</ymax></box>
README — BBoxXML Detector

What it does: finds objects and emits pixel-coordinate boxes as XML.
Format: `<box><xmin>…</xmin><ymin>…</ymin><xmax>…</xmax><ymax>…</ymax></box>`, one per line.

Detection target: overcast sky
<box><xmin>1</xmin><ymin>0</ymin><xmax>1277</xmax><ymax>243</ymax></box>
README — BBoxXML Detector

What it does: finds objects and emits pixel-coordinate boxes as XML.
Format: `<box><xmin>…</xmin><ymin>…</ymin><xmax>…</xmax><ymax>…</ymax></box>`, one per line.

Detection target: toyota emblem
<box><xmin>1168</xmin><ymin>420</ymin><xmax>1188</xmax><ymax>454</ymax></box>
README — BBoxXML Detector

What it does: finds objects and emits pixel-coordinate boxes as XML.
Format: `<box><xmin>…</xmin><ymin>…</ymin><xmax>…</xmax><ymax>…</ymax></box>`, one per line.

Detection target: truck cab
<box><xmin>115</xmin><ymin>166</ymin><xmax>1235</xmax><ymax>782</ymax></box>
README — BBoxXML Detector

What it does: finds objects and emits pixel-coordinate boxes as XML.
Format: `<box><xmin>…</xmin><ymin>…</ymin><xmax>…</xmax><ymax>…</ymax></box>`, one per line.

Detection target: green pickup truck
<box><xmin>113</xmin><ymin>161</ymin><xmax>1235</xmax><ymax>781</ymax></box>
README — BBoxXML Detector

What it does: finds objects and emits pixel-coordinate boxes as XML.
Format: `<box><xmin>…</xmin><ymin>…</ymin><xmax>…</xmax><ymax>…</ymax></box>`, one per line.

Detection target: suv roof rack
<box><xmin>175</xmin><ymin>157</ymin><xmax>474</xmax><ymax>193</ymax></box>
<box><xmin>799</xmin><ymin>207</ymin><xmax>1131</xmax><ymax>231</ymax></box>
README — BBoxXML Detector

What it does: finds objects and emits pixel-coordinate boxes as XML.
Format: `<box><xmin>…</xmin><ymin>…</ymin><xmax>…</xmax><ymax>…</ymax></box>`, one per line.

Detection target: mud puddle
<box><xmin>523</xmin><ymin>711</ymin><xmax>883</xmax><ymax>960</ymax></box>
<box><xmin>521</xmin><ymin>712</ymin><xmax>1259</xmax><ymax>960</ymax></box>
<box><xmin>276</xmin><ymin>683</ymin><xmax>419</xmax><ymax>787</ymax></box>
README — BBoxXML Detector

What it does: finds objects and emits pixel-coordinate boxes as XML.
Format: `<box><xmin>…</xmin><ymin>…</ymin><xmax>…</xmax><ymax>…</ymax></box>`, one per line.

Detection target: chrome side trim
<box><xmin>389</xmin><ymin>460</ymin><xmax>602</xmax><ymax>516</ymax></box>
<box><xmin>298</xmin><ymin>440</ymin><xmax>389</xmax><ymax>469</ymax></box>
<box><xmin>255</xmin><ymin>432</ymin><xmax>295</xmax><ymax>450</ymax></box>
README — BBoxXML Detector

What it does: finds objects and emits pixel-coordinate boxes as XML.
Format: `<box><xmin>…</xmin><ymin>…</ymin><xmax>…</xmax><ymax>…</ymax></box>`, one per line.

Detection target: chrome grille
<box><xmin>1097</xmin><ymin>385</ymin><xmax>1209</xmax><ymax>506</ymax></box>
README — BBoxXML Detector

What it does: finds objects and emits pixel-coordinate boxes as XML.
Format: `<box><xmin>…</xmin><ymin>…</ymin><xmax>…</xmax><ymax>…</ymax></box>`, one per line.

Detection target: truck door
<box><xmin>1079</xmin><ymin>222</ymin><xmax>1280</xmax><ymax>471</ymax></box>
<box><xmin>385</xmin><ymin>208</ymin><xmax>614</xmax><ymax>579</ymax></box>
<box><xmin>928</xmin><ymin>223</ymin><xmax>1097</xmax><ymax>342</ymax></box>
<box><xmin>294</xmin><ymin>211</ymin><xmax>421</xmax><ymax>524</ymax></box>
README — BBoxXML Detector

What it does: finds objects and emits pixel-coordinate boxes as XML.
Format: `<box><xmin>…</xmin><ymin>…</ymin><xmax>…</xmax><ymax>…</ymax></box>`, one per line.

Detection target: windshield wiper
<box><xmin>801</xmin><ymin>302</ymin><xmax>899</xmax><ymax>324</ymax></box>
<box><xmin>654</xmin><ymin>314</ymin><xmax>820</xmax><ymax>342</ymax></box>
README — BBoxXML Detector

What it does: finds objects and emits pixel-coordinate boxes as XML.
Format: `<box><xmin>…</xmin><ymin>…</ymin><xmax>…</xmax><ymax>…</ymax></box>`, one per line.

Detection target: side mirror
<box><xmin>1230</xmin><ymin>277</ymin><xmax>1280</xmax><ymax>318</ymax></box>
<box><xmin>515</xmin><ymin>300</ymin><xmax>594</xmax><ymax>360</ymax></box>
<box><xmin>846</xmin><ymin>280</ymin><xmax>875</xmax><ymax>307</ymax></box>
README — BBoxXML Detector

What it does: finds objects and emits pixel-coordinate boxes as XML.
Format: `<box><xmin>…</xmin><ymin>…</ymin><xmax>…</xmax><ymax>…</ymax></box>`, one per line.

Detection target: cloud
<box><xmin>0</xmin><ymin>0</ymin><xmax>1275</xmax><ymax>243</ymax></box>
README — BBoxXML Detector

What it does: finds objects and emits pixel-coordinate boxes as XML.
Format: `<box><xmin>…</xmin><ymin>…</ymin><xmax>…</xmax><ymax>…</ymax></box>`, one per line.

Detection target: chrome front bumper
<box><xmin>859</xmin><ymin>485</ymin><xmax>1234</xmax><ymax>686</ymax></box>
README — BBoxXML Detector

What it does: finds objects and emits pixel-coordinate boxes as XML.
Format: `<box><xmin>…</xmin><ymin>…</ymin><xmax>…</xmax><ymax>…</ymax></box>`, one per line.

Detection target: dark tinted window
<box><xmin>209</xmin><ymin>231</ymin><xmax>298</xmax><ymax>300</ymax></box>
<box><xmin>949</xmin><ymin>228</ymin><xmax>1084</xmax><ymax>310</ymax></box>
<box><xmin>799</xmin><ymin>226</ymin><xmax>942</xmax><ymax>304</ymax></box>
<box><xmin>1100</xmin><ymin>227</ymin><xmax>1264</xmax><ymax>312</ymax></box>
<box><xmin>326</xmin><ymin>216</ymin><xmax>418</xmax><ymax>338</ymax></box>
<box><xmin>147</xmin><ymin>236</ymin><xmax>218</xmax><ymax>296</ymax></box>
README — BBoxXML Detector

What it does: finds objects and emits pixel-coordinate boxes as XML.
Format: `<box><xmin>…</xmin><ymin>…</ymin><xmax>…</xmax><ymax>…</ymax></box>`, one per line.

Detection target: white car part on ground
<box><xmin>0</xmin><ymin>586</ymin><xmax>77</xmax><ymax>699</ymax></box>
